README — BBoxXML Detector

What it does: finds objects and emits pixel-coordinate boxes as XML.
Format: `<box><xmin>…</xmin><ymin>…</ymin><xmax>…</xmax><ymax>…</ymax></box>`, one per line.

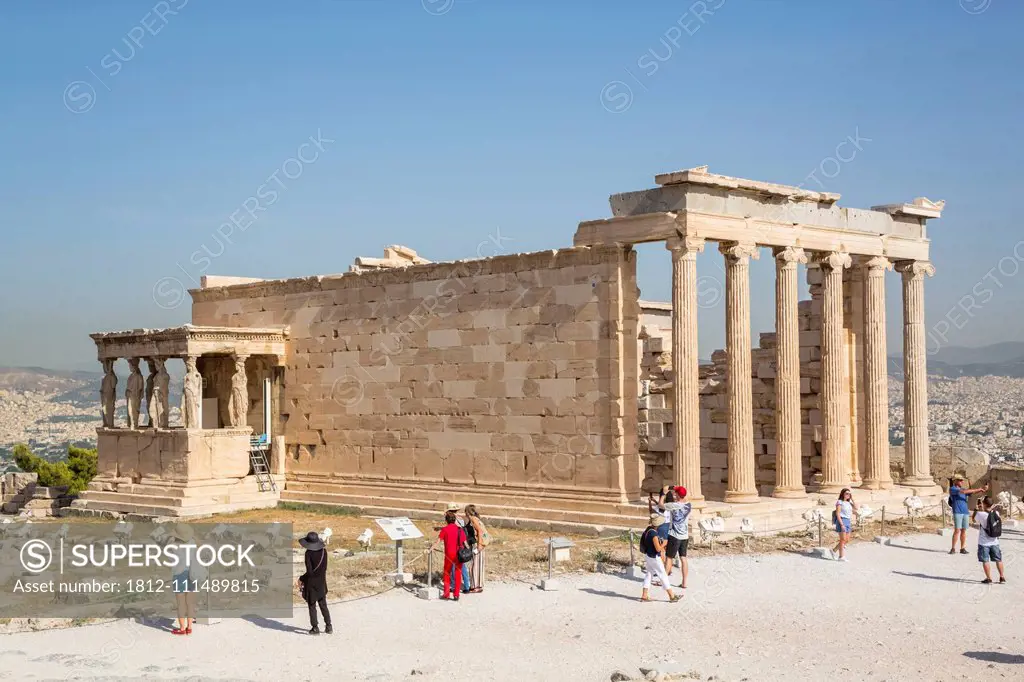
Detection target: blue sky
<box><xmin>0</xmin><ymin>0</ymin><xmax>1021</xmax><ymax>370</ymax></box>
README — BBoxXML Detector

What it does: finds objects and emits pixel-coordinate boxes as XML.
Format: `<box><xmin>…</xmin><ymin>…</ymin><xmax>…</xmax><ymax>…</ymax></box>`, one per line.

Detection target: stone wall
<box><xmin>890</xmin><ymin>445</ymin><xmax>991</xmax><ymax>489</ymax></box>
<box><xmin>191</xmin><ymin>246</ymin><xmax>640</xmax><ymax>500</ymax></box>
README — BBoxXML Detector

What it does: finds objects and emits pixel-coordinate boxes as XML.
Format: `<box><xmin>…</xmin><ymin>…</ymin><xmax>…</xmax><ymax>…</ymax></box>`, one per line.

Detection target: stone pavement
<box><xmin>8</xmin><ymin>528</ymin><xmax>1024</xmax><ymax>682</ymax></box>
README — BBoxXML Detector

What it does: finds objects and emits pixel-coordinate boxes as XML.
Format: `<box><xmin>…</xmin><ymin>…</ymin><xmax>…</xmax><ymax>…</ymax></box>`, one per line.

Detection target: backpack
<box><xmin>985</xmin><ymin>510</ymin><xmax>1003</xmax><ymax>539</ymax></box>
<box><xmin>639</xmin><ymin>528</ymin><xmax>655</xmax><ymax>555</ymax></box>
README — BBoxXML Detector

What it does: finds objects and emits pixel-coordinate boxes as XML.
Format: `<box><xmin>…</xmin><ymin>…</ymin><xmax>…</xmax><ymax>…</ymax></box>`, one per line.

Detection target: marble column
<box><xmin>125</xmin><ymin>358</ymin><xmax>144</xmax><ymax>429</ymax></box>
<box><xmin>896</xmin><ymin>260</ymin><xmax>936</xmax><ymax>488</ymax></box>
<box><xmin>228</xmin><ymin>354</ymin><xmax>250</xmax><ymax>428</ymax></box>
<box><xmin>100</xmin><ymin>358</ymin><xmax>117</xmax><ymax>428</ymax></box>
<box><xmin>861</xmin><ymin>257</ymin><xmax>894</xmax><ymax>489</ymax></box>
<box><xmin>720</xmin><ymin>242</ymin><xmax>760</xmax><ymax>503</ymax></box>
<box><xmin>667</xmin><ymin>236</ymin><xmax>705</xmax><ymax>503</ymax></box>
<box><xmin>182</xmin><ymin>355</ymin><xmax>202</xmax><ymax>429</ymax></box>
<box><xmin>816</xmin><ymin>251</ymin><xmax>852</xmax><ymax>492</ymax></box>
<box><xmin>772</xmin><ymin>246</ymin><xmax>807</xmax><ymax>498</ymax></box>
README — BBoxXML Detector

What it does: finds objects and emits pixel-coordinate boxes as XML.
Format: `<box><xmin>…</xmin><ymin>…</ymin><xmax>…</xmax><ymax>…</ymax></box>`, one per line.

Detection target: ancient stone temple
<box><xmin>77</xmin><ymin>167</ymin><xmax>944</xmax><ymax>531</ymax></box>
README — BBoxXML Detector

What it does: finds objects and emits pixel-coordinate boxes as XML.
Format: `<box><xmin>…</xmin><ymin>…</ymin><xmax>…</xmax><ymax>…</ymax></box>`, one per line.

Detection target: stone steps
<box><xmin>77</xmin><ymin>489</ymin><xmax>277</xmax><ymax>509</ymax></box>
<box><xmin>87</xmin><ymin>478</ymin><xmax>271</xmax><ymax>498</ymax></box>
<box><xmin>285</xmin><ymin>479</ymin><xmax>645</xmax><ymax>517</ymax></box>
<box><xmin>279</xmin><ymin>488</ymin><xmax>649</xmax><ymax>530</ymax></box>
<box><xmin>68</xmin><ymin>496</ymin><xmax>280</xmax><ymax>519</ymax></box>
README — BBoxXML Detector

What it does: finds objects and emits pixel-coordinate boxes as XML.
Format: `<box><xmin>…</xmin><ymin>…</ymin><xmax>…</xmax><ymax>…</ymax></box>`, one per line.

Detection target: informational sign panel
<box><xmin>375</xmin><ymin>517</ymin><xmax>423</xmax><ymax>541</ymax></box>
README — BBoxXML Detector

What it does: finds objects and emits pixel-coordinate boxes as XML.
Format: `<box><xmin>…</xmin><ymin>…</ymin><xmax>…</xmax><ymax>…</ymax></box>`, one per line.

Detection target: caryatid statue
<box><xmin>125</xmin><ymin>358</ymin><xmax>145</xmax><ymax>429</ymax></box>
<box><xmin>149</xmin><ymin>358</ymin><xmax>170</xmax><ymax>429</ymax></box>
<box><xmin>144</xmin><ymin>359</ymin><xmax>158</xmax><ymax>427</ymax></box>
<box><xmin>100</xmin><ymin>358</ymin><xmax>117</xmax><ymax>428</ymax></box>
<box><xmin>182</xmin><ymin>356</ymin><xmax>202</xmax><ymax>429</ymax></box>
<box><xmin>228</xmin><ymin>355</ymin><xmax>249</xmax><ymax>428</ymax></box>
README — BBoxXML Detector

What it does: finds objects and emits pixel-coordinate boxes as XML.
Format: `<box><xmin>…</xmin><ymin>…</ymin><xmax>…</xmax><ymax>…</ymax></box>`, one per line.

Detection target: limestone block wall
<box><xmin>190</xmin><ymin>246</ymin><xmax>640</xmax><ymax>500</ymax></box>
<box><xmin>638</xmin><ymin>263</ymin><xmax>872</xmax><ymax>497</ymax></box>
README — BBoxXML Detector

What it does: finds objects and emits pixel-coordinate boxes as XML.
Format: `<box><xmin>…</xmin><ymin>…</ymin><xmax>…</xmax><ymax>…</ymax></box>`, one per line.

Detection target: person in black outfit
<box><xmin>298</xmin><ymin>531</ymin><xmax>331</xmax><ymax>635</ymax></box>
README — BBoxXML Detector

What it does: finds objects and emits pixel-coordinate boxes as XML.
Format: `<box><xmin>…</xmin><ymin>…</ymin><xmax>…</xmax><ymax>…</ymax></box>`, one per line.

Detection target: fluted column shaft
<box><xmin>862</xmin><ymin>257</ymin><xmax>894</xmax><ymax>489</ymax></box>
<box><xmin>897</xmin><ymin>260</ymin><xmax>936</xmax><ymax>487</ymax></box>
<box><xmin>721</xmin><ymin>242</ymin><xmax>759</xmax><ymax>503</ymax></box>
<box><xmin>773</xmin><ymin>247</ymin><xmax>807</xmax><ymax>498</ymax></box>
<box><xmin>816</xmin><ymin>251</ymin><xmax>852</xmax><ymax>492</ymax></box>
<box><xmin>667</xmin><ymin>237</ymin><xmax>706</xmax><ymax>503</ymax></box>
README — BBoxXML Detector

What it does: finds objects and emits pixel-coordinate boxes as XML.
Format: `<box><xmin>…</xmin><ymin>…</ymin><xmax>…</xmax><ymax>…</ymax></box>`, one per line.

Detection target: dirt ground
<box><xmin>2</xmin><ymin>523</ymin><xmax>1021</xmax><ymax>681</ymax></box>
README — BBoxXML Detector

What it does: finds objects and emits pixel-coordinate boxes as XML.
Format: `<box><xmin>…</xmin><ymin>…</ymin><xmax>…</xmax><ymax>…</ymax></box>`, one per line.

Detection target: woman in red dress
<box><xmin>432</xmin><ymin>510</ymin><xmax>469</xmax><ymax>600</ymax></box>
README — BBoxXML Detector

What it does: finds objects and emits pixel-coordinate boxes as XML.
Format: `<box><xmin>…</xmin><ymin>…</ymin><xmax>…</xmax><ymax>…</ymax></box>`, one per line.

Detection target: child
<box><xmin>432</xmin><ymin>510</ymin><xmax>469</xmax><ymax>600</ymax></box>
<box><xmin>639</xmin><ymin>513</ymin><xmax>681</xmax><ymax>603</ymax></box>
<box><xmin>972</xmin><ymin>496</ymin><xmax>1006</xmax><ymax>584</ymax></box>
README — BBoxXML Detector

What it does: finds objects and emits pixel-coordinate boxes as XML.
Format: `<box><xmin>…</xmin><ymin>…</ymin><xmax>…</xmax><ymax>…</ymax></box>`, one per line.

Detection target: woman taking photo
<box><xmin>833</xmin><ymin>488</ymin><xmax>858</xmax><ymax>562</ymax></box>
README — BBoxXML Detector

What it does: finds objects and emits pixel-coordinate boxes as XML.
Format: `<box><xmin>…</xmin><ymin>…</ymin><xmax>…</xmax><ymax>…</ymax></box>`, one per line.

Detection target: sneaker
<box><xmin>325</xmin><ymin>625</ymin><xmax>333</xmax><ymax>634</ymax></box>
<box><xmin>982</xmin><ymin>578</ymin><xmax>993</xmax><ymax>584</ymax></box>
<box><xmin>949</xmin><ymin>549</ymin><xmax>956</xmax><ymax>555</ymax></box>
<box><xmin>839</xmin><ymin>557</ymin><xmax>849</xmax><ymax>562</ymax></box>
<box><xmin>999</xmin><ymin>577</ymin><xmax>1006</xmax><ymax>584</ymax></box>
<box><xmin>309</xmin><ymin>626</ymin><xmax>321</xmax><ymax>635</ymax></box>
<box><xmin>959</xmin><ymin>549</ymin><xmax>969</xmax><ymax>555</ymax></box>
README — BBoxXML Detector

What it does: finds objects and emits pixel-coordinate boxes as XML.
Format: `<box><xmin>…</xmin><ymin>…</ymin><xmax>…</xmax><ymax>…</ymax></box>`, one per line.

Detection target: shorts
<box><xmin>953</xmin><ymin>513</ymin><xmax>970</xmax><ymax>530</ymax></box>
<box><xmin>978</xmin><ymin>544</ymin><xmax>1003</xmax><ymax>563</ymax></box>
<box><xmin>834</xmin><ymin>517</ymin><xmax>852</xmax><ymax>534</ymax></box>
<box><xmin>665</xmin><ymin>536</ymin><xmax>689</xmax><ymax>559</ymax></box>
<box><xmin>172</xmin><ymin>571</ymin><xmax>194</xmax><ymax>593</ymax></box>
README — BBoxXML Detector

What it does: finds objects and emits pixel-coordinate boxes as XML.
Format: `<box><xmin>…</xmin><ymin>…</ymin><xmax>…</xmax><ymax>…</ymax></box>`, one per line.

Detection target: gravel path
<box><xmin>4</xmin><ymin>528</ymin><xmax>1023</xmax><ymax>682</ymax></box>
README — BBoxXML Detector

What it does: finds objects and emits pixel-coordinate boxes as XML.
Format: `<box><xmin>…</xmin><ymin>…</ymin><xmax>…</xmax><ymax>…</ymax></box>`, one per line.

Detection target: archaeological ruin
<box><xmin>75</xmin><ymin>166</ymin><xmax>946</xmax><ymax>532</ymax></box>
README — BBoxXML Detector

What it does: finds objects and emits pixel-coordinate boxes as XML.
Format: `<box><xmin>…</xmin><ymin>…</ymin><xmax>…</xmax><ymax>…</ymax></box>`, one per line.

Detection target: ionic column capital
<box><xmin>666</xmin><ymin>236</ymin><xmax>706</xmax><ymax>257</ymax></box>
<box><xmin>719</xmin><ymin>241</ymin><xmax>760</xmax><ymax>262</ymax></box>
<box><xmin>861</xmin><ymin>255</ymin><xmax>893</xmax><ymax>272</ymax></box>
<box><xmin>772</xmin><ymin>246</ymin><xmax>807</xmax><ymax>265</ymax></box>
<box><xmin>813</xmin><ymin>251</ymin><xmax>852</xmax><ymax>271</ymax></box>
<box><xmin>895</xmin><ymin>260</ymin><xmax>936</xmax><ymax>278</ymax></box>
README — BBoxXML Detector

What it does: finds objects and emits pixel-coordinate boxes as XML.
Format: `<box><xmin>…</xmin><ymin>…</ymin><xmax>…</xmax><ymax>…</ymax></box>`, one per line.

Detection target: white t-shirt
<box><xmin>836</xmin><ymin>500</ymin><xmax>853</xmax><ymax>520</ymax></box>
<box><xmin>975</xmin><ymin>511</ymin><xmax>1000</xmax><ymax>546</ymax></box>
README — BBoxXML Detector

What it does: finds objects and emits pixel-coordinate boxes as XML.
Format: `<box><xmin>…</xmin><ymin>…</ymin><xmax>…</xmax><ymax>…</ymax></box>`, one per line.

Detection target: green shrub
<box><xmin>12</xmin><ymin>444</ymin><xmax>97</xmax><ymax>495</ymax></box>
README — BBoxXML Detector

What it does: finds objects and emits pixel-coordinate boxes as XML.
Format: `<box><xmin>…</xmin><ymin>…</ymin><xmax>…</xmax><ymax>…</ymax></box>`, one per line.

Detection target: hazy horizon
<box><xmin>2</xmin><ymin>1</ymin><xmax>1023</xmax><ymax>371</ymax></box>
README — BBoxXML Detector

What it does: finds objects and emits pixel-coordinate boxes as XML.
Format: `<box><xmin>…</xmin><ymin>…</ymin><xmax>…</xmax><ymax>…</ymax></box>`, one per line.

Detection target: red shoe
<box><xmin>185</xmin><ymin>627</ymin><xmax>192</xmax><ymax>635</ymax></box>
<box><xmin>171</xmin><ymin>628</ymin><xmax>187</xmax><ymax>635</ymax></box>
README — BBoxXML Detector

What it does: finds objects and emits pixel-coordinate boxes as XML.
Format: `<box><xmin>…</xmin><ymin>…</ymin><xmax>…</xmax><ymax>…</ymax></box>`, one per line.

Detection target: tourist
<box><xmin>947</xmin><ymin>476</ymin><xmax>988</xmax><ymax>555</ymax></box>
<box><xmin>832</xmin><ymin>488</ymin><xmax>857</xmax><ymax>561</ymax></box>
<box><xmin>445</xmin><ymin>503</ymin><xmax>473</xmax><ymax>594</ymax></box>
<box><xmin>639</xmin><ymin>513</ymin><xmax>680</xmax><ymax>602</ymax></box>
<box><xmin>433</xmin><ymin>509</ymin><xmax>470</xmax><ymax>600</ymax></box>
<box><xmin>465</xmin><ymin>504</ymin><xmax>489</xmax><ymax>593</ymax></box>
<box><xmin>298</xmin><ymin>531</ymin><xmax>332</xmax><ymax>635</ymax></box>
<box><xmin>647</xmin><ymin>490</ymin><xmax>672</xmax><ymax>585</ymax></box>
<box><xmin>169</xmin><ymin>525</ymin><xmax>198</xmax><ymax>635</ymax></box>
<box><xmin>661</xmin><ymin>485</ymin><xmax>692</xmax><ymax>589</ymax></box>
<box><xmin>972</xmin><ymin>496</ymin><xmax>1006</xmax><ymax>584</ymax></box>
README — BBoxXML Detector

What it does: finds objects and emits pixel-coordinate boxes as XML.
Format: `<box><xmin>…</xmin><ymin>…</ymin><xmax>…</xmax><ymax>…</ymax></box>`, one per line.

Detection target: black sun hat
<box><xmin>299</xmin><ymin>531</ymin><xmax>324</xmax><ymax>551</ymax></box>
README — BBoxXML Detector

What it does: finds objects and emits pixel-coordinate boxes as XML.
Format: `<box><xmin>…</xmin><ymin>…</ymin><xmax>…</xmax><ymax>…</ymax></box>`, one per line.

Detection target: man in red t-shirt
<box><xmin>432</xmin><ymin>510</ymin><xmax>468</xmax><ymax>600</ymax></box>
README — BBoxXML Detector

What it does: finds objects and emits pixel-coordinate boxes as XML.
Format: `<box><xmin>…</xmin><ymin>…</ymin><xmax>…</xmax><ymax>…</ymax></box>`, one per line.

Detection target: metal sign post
<box><xmin>376</xmin><ymin>517</ymin><xmax>423</xmax><ymax>586</ymax></box>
